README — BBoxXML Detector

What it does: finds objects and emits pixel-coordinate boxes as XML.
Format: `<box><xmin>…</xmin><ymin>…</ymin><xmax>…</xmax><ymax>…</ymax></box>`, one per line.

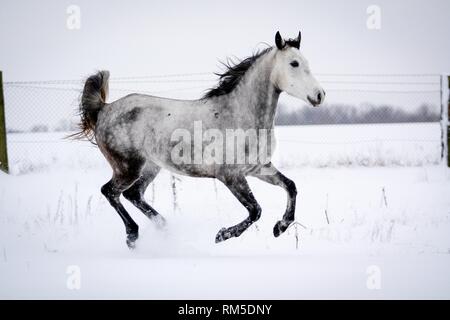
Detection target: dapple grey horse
<box><xmin>75</xmin><ymin>31</ymin><xmax>325</xmax><ymax>248</ymax></box>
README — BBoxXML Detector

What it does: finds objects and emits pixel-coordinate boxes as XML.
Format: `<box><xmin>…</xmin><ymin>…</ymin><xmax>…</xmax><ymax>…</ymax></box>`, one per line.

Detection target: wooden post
<box><xmin>447</xmin><ymin>75</ymin><xmax>450</xmax><ymax>167</ymax></box>
<box><xmin>0</xmin><ymin>71</ymin><xmax>9</xmax><ymax>173</ymax></box>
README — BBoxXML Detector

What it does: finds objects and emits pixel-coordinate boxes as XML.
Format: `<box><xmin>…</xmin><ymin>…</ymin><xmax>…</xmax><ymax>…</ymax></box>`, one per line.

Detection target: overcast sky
<box><xmin>1</xmin><ymin>0</ymin><xmax>449</xmax><ymax>81</ymax></box>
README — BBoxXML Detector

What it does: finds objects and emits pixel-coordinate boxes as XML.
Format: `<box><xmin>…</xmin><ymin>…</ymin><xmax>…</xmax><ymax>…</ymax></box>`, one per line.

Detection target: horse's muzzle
<box><xmin>307</xmin><ymin>90</ymin><xmax>325</xmax><ymax>107</ymax></box>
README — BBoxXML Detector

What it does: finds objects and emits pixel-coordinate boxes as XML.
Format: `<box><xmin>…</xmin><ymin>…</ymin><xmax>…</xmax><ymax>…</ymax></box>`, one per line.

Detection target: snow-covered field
<box><xmin>1</xmin><ymin>124</ymin><xmax>450</xmax><ymax>299</ymax></box>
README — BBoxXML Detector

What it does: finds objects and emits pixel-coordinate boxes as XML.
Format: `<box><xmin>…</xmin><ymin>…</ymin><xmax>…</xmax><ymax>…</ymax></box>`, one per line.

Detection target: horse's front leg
<box><xmin>251</xmin><ymin>163</ymin><xmax>297</xmax><ymax>237</ymax></box>
<box><xmin>215</xmin><ymin>175</ymin><xmax>262</xmax><ymax>243</ymax></box>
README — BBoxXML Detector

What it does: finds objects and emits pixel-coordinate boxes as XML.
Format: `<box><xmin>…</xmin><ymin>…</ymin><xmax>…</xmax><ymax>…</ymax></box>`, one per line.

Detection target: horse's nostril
<box><xmin>317</xmin><ymin>92</ymin><xmax>322</xmax><ymax>103</ymax></box>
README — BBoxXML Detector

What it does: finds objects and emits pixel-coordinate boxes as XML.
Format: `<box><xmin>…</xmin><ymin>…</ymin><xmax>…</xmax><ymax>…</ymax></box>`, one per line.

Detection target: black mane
<box><xmin>203</xmin><ymin>47</ymin><xmax>273</xmax><ymax>99</ymax></box>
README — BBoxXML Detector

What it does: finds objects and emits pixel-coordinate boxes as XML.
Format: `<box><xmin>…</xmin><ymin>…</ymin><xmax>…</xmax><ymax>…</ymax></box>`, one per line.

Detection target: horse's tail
<box><xmin>69</xmin><ymin>70</ymin><xmax>110</xmax><ymax>143</ymax></box>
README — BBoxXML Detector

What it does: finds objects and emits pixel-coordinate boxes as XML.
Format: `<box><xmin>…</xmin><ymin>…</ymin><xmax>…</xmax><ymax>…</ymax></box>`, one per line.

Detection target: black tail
<box><xmin>69</xmin><ymin>70</ymin><xmax>110</xmax><ymax>143</ymax></box>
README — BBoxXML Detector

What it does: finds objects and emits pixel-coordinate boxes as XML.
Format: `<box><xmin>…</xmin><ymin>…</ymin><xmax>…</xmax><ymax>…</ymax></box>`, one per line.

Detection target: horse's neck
<box><xmin>231</xmin><ymin>52</ymin><xmax>280</xmax><ymax>129</ymax></box>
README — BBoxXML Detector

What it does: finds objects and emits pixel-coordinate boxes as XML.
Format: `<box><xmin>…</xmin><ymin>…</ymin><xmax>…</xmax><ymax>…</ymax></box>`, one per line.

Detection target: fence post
<box><xmin>447</xmin><ymin>75</ymin><xmax>450</xmax><ymax>167</ymax></box>
<box><xmin>0</xmin><ymin>71</ymin><xmax>8</xmax><ymax>173</ymax></box>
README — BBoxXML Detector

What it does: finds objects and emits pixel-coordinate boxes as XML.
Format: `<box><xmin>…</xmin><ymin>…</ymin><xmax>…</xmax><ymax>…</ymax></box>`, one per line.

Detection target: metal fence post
<box><xmin>0</xmin><ymin>71</ymin><xmax>9</xmax><ymax>173</ymax></box>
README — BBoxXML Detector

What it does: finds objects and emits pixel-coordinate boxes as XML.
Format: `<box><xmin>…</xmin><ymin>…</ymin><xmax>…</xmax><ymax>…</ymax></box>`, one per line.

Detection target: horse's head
<box><xmin>271</xmin><ymin>31</ymin><xmax>325</xmax><ymax>107</ymax></box>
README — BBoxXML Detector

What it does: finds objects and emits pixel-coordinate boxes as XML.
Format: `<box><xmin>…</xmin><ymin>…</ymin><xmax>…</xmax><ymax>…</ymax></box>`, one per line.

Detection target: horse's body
<box><xmin>77</xmin><ymin>31</ymin><xmax>325</xmax><ymax>248</ymax></box>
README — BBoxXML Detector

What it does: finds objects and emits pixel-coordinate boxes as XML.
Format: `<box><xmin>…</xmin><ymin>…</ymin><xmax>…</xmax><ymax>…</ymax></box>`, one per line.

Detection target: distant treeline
<box><xmin>7</xmin><ymin>118</ymin><xmax>78</xmax><ymax>133</ymax></box>
<box><xmin>275</xmin><ymin>103</ymin><xmax>440</xmax><ymax>126</ymax></box>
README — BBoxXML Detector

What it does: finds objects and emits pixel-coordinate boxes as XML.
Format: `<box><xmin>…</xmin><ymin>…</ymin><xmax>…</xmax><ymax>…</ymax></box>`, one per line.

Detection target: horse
<box><xmin>75</xmin><ymin>31</ymin><xmax>325</xmax><ymax>248</ymax></box>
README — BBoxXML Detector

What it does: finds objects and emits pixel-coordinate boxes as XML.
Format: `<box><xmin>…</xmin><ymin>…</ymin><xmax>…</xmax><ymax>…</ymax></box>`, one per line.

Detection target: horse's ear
<box><xmin>297</xmin><ymin>31</ymin><xmax>302</xmax><ymax>49</ymax></box>
<box><xmin>288</xmin><ymin>31</ymin><xmax>301</xmax><ymax>49</ymax></box>
<box><xmin>275</xmin><ymin>31</ymin><xmax>285</xmax><ymax>50</ymax></box>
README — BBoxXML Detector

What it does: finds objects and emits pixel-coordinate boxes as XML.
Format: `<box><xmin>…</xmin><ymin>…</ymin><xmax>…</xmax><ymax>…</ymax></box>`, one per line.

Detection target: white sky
<box><xmin>1</xmin><ymin>0</ymin><xmax>449</xmax><ymax>81</ymax></box>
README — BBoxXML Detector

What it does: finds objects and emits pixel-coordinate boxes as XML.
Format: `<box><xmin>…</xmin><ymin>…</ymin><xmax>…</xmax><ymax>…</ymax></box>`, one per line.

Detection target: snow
<box><xmin>1</xmin><ymin>124</ymin><xmax>450</xmax><ymax>299</ymax></box>
<box><xmin>274</xmin><ymin>122</ymin><xmax>441</xmax><ymax>167</ymax></box>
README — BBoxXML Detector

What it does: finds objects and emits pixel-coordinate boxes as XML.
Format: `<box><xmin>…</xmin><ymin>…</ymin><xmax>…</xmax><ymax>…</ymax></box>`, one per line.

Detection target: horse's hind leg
<box><xmin>250</xmin><ymin>163</ymin><xmax>297</xmax><ymax>237</ymax></box>
<box><xmin>215</xmin><ymin>175</ymin><xmax>261</xmax><ymax>243</ymax></box>
<box><xmin>101</xmin><ymin>169</ymin><xmax>142</xmax><ymax>249</ymax></box>
<box><xmin>123</xmin><ymin>165</ymin><xmax>166</xmax><ymax>228</ymax></box>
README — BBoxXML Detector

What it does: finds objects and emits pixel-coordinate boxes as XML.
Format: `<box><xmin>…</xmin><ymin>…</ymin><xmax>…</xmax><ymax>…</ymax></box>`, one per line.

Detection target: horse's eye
<box><xmin>290</xmin><ymin>60</ymin><xmax>299</xmax><ymax>67</ymax></box>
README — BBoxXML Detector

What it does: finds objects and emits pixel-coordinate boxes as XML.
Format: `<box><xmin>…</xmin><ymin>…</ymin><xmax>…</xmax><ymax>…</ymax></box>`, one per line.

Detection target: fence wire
<box><xmin>2</xmin><ymin>73</ymin><xmax>445</xmax><ymax>174</ymax></box>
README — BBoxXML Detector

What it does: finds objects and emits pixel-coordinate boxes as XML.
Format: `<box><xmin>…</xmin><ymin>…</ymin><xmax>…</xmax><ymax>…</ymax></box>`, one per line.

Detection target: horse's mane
<box><xmin>203</xmin><ymin>46</ymin><xmax>273</xmax><ymax>99</ymax></box>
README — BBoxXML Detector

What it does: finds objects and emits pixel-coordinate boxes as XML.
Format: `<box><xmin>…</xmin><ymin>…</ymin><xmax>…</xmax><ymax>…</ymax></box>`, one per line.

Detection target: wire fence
<box><xmin>2</xmin><ymin>73</ymin><xmax>446</xmax><ymax>174</ymax></box>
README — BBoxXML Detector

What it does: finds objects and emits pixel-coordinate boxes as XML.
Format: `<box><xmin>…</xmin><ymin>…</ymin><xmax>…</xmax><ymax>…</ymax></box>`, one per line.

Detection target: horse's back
<box><xmin>94</xmin><ymin>93</ymin><xmax>206</xmax><ymax>171</ymax></box>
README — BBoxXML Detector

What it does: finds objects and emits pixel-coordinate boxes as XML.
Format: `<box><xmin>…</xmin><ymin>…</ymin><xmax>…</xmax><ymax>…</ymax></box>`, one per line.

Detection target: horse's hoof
<box><xmin>273</xmin><ymin>220</ymin><xmax>290</xmax><ymax>237</ymax></box>
<box><xmin>215</xmin><ymin>227</ymin><xmax>231</xmax><ymax>243</ymax></box>
<box><xmin>126</xmin><ymin>239</ymin><xmax>136</xmax><ymax>249</ymax></box>
<box><xmin>151</xmin><ymin>214</ymin><xmax>167</xmax><ymax>230</ymax></box>
<box><xmin>126</xmin><ymin>231</ymin><xmax>139</xmax><ymax>249</ymax></box>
